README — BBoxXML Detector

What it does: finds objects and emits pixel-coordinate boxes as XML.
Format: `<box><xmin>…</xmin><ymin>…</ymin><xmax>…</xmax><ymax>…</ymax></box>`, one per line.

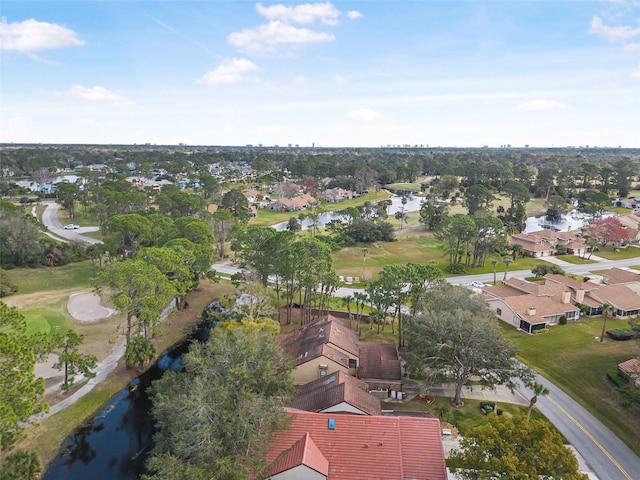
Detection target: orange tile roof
<box><xmin>266</xmin><ymin>411</ymin><xmax>447</xmax><ymax>480</ymax></box>
<box><xmin>269</xmin><ymin>432</ymin><xmax>329</xmax><ymax>477</ymax></box>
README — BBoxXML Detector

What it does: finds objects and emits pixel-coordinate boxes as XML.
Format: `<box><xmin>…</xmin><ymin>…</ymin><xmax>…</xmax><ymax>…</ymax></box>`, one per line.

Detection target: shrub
<box><xmin>0</xmin><ymin>279</ymin><xmax>18</xmax><ymax>298</ymax></box>
<box><xmin>607</xmin><ymin>370</ymin><xmax>626</xmax><ymax>387</ymax></box>
<box><xmin>532</xmin><ymin>328</ymin><xmax>549</xmax><ymax>334</ymax></box>
<box><xmin>559</xmin><ymin>316</ymin><xmax>567</xmax><ymax>325</ymax></box>
<box><xmin>606</xmin><ymin>328</ymin><xmax>639</xmax><ymax>341</ymax></box>
<box><xmin>446</xmin><ymin>263</ymin><xmax>467</xmax><ymax>274</ymax></box>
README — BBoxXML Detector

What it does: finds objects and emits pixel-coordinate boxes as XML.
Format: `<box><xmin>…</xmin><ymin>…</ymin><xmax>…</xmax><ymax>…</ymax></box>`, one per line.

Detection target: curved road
<box><xmin>40</xmin><ymin>202</ymin><xmax>103</xmax><ymax>244</ymax></box>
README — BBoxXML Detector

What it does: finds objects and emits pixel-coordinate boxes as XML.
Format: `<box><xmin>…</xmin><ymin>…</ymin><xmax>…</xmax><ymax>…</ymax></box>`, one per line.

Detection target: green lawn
<box><xmin>554</xmin><ymin>254</ymin><xmax>596</xmax><ymax>265</ymax></box>
<box><xmin>499</xmin><ymin>318</ymin><xmax>640</xmax><ymax>455</ymax></box>
<box><xmin>332</xmin><ymin>236</ymin><xmax>542</xmax><ymax>280</ymax></box>
<box><xmin>1</xmin><ymin>261</ymin><xmax>95</xmax><ymax>295</ymax></box>
<box><xmin>384</xmin><ymin>182</ymin><xmax>422</xmax><ymax>192</ymax></box>
<box><xmin>591</xmin><ymin>245</ymin><xmax>640</xmax><ymax>260</ymax></box>
<box><xmin>57</xmin><ymin>208</ymin><xmax>100</xmax><ymax>228</ymax></box>
<box><xmin>22</xmin><ymin>308</ymin><xmax>71</xmax><ymax>335</ymax></box>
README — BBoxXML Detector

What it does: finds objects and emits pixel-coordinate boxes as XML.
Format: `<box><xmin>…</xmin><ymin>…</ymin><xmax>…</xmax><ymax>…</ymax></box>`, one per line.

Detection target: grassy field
<box><xmin>499</xmin><ymin>318</ymin><xmax>640</xmax><ymax>455</ymax></box>
<box><xmin>22</xmin><ymin>308</ymin><xmax>71</xmax><ymax>336</ymax></box>
<box><xmin>384</xmin><ymin>182</ymin><xmax>423</xmax><ymax>192</ymax></box>
<box><xmin>1</xmin><ymin>261</ymin><xmax>95</xmax><ymax>295</ymax></box>
<box><xmin>332</xmin><ymin>233</ymin><xmax>542</xmax><ymax>280</ymax></box>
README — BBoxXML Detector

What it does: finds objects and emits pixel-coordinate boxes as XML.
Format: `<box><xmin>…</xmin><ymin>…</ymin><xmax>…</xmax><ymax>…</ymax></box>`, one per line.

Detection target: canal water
<box><xmin>43</xmin><ymin>319</ymin><xmax>216</xmax><ymax>480</ymax></box>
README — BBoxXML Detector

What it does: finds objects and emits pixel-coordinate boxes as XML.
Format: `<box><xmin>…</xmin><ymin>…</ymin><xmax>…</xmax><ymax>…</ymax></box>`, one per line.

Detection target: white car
<box><xmin>63</xmin><ymin>224</ymin><xmax>80</xmax><ymax>230</ymax></box>
<box><xmin>470</xmin><ymin>281</ymin><xmax>485</xmax><ymax>289</ymax></box>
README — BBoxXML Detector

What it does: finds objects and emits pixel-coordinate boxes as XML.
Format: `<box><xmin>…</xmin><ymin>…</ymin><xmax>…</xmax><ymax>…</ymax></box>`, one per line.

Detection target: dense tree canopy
<box><xmin>0</xmin><ymin>302</ymin><xmax>48</xmax><ymax>451</ymax></box>
<box><xmin>144</xmin><ymin>322</ymin><xmax>295</xmax><ymax>480</ymax></box>
<box><xmin>449</xmin><ymin>415</ymin><xmax>589</xmax><ymax>480</ymax></box>
<box><xmin>404</xmin><ymin>285</ymin><xmax>531</xmax><ymax>405</ymax></box>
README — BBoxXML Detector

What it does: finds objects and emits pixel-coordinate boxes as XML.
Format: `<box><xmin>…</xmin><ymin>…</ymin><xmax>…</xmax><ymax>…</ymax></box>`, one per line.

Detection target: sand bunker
<box><xmin>67</xmin><ymin>292</ymin><xmax>117</xmax><ymax>322</ymax></box>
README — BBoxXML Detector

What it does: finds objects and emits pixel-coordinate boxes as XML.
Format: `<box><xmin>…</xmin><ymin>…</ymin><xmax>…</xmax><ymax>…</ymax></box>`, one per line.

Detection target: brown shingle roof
<box><xmin>500</xmin><ymin>295</ymin><xmax>579</xmax><ymax>324</ymax></box>
<box><xmin>357</xmin><ymin>342</ymin><xmax>402</xmax><ymax>382</ymax></box>
<box><xmin>618</xmin><ymin>358</ymin><xmax>640</xmax><ymax>375</ymax></box>
<box><xmin>289</xmin><ymin>371</ymin><xmax>381</xmax><ymax>415</ymax></box>
<box><xmin>280</xmin><ymin>317</ymin><xmax>359</xmax><ymax>368</ymax></box>
<box><xmin>266</xmin><ymin>411</ymin><xmax>448</xmax><ymax>480</ymax></box>
<box><xmin>589</xmin><ymin>284</ymin><xmax>640</xmax><ymax>310</ymax></box>
<box><xmin>602</xmin><ymin>267</ymin><xmax>640</xmax><ymax>285</ymax></box>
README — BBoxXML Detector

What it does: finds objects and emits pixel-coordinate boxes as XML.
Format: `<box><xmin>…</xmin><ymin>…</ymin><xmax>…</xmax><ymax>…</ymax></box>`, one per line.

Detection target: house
<box><xmin>484</xmin><ymin>278</ymin><xmax>580</xmax><ymax>333</ymax></box>
<box><xmin>618</xmin><ymin>359</ymin><xmax>640</xmax><ymax>388</ymax></box>
<box><xmin>288</xmin><ymin>371</ymin><xmax>381</xmax><ymax>416</ymax></box>
<box><xmin>601</xmin><ymin>267</ymin><xmax>640</xmax><ymax>285</ymax></box>
<box><xmin>508</xmin><ymin>229</ymin><xmax>587</xmax><ymax>258</ymax></box>
<box><xmin>322</xmin><ymin>187</ymin><xmax>358</xmax><ymax>203</ymax></box>
<box><xmin>267</xmin><ymin>194</ymin><xmax>316</xmax><ymax>212</ymax></box>
<box><xmin>264</xmin><ymin>411</ymin><xmax>448</xmax><ymax>480</ymax></box>
<box><xmin>613</xmin><ymin>197</ymin><xmax>640</xmax><ymax>209</ymax></box>
<box><xmin>279</xmin><ymin>316</ymin><xmax>403</xmax><ymax>391</ymax></box>
<box><xmin>587</xmin><ymin>283</ymin><xmax>640</xmax><ymax>319</ymax></box>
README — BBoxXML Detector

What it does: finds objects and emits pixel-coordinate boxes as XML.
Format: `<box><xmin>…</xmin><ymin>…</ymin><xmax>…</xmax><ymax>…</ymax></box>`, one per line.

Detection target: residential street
<box><xmin>40</xmin><ymin>201</ymin><xmax>103</xmax><ymax>244</ymax></box>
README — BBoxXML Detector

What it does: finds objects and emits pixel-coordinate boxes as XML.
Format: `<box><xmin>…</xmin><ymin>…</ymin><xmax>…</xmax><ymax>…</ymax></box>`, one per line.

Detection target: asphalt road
<box><xmin>518</xmin><ymin>373</ymin><xmax>640</xmax><ymax>480</ymax></box>
<box><xmin>41</xmin><ymin>202</ymin><xmax>103</xmax><ymax>244</ymax></box>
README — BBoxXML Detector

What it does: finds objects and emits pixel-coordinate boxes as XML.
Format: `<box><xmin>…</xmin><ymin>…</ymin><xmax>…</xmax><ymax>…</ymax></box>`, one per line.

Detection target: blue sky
<box><xmin>1</xmin><ymin>1</ymin><xmax>639</xmax><ymax>147</ymax></box>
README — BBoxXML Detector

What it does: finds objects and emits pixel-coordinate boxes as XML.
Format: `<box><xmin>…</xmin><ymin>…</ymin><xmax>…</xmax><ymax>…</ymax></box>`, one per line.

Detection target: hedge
<box><xmin>607</xmin><ymin>370</ymin><xmax>626</xmax><ymax>387</ymax></box>
<box><xmin>606</xmin><ymin>328</ymin><xmax>640</xmax><ymax>341</ymax></box>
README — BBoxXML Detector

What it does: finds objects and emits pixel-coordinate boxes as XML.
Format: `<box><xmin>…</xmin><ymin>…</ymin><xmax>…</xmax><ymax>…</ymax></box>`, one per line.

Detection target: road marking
<box><xmin>547</xmin><ymin>395</ymin><xmax>633</xmax><ymax>480</ymax></box>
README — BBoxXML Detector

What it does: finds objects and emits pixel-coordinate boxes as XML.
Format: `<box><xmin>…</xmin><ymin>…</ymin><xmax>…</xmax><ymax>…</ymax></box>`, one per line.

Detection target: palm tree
<box><xmin>600</xmin><ymin>303</ymin><xmax>614</xmax><ymax>343</ymax></box>
<box><xmin>491</xmin><ymin>259</ymin><xmax>498</xmax><ymax>285</ymax></box>
<box><xmin>502</xmin><ymin>256</ymin><xmax>513</xmax><ymax>282</ymax></box>
<box><xmin>527</xmin><ymin>382</ymin><xmax>550</xmax><ymax>421</ymax></box>
<box><xmin>342</xmin><ymin>295</ymin><xmax>354</xmax><ymax>330</ymax></box>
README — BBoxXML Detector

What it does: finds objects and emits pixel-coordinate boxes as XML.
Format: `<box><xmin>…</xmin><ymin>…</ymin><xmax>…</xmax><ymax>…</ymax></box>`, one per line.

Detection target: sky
<box><xmin>1</xmin><ymin>1</ymin><xmax>639</xmax><ymax>148</ymax></box>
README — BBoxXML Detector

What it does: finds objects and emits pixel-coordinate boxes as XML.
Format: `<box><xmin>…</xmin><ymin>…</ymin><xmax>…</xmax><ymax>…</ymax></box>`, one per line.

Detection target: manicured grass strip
<box><xmin>23</xmin><ymin>308</ymin><xmax>71</xmax><ymax>336</ymax></box>
<box><xmin>554</xmin><ymin>255</ymin><xmax>596</xmax><ymax>265</ymax></box>
<box><xmin>591</xmin><ymin>245</ymin><xmax>640</xmax><ymax>260</ymax></box>
<box><xmin>499</xmin><ymin>318</ymin><xmax>640</xmax><ymax>455</ymax></box>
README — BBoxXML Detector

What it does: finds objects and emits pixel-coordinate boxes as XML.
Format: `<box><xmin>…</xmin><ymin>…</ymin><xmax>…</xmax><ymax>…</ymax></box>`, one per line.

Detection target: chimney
<box><xmin>527</xmin><ymin>307</ymin><xmax>536</xmax><ymax>316</ymax></box>
<box><xmin>562</xmin><ymin>291</ymin><xmax>571</xmax><ymax>304</ymax></box>
<box><xmin>576</xmin><ymin>289</ymin><xmax>585</xmax><ymax>303</ymax></box>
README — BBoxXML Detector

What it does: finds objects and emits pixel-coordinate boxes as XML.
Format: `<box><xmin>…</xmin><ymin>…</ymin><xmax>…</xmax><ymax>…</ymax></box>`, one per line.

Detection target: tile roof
<box><xmin>544</xmin><ymin>274</ymin><xmax>599</xmax><ymax>292</ymax></box>
<box><xmin>483</xmin><ymin>283</ymin><xmax>533</xmax><ymax>298</ymax></box>
<box><xmin>266</xmin><ymin>411</ymin><xmax>448</xmax><ymax>480</ymax></box>
<box><xmin>269</xmin><ymin>432</ymin><xmax>329</xmax><ymax>477</ymax></box>
<box><xmin>357</xmin><ymin>342</ymin><xmax>403</xmax><ymax>383</ymax></box>
<box><xmin>289</xmin><ymin>371</ymin><xmax>381</xmax><ymax>415</ymax></box>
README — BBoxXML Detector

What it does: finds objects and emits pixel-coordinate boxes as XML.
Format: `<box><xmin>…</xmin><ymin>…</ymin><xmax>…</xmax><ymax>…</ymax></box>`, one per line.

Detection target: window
<box><xmin>349</xmin><ymin>359</ymin><xmax>357</xmax><ymax>369</ymax></box>
<box><xmin>319</xmin><ymin>364</ymin><xmax>328</xmax><ymax>377</ymax></box>
<box><xmin>496</xmin><ymin>308</ymin><xmax>502</xmax><ymax>316</ymax></box>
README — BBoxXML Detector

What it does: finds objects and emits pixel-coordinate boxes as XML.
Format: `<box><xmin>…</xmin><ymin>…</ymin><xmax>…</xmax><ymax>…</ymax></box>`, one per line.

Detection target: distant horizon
<box><xmin>2</xmin><ymin>142</ymin><xmax>639</xmax><ymax>151</ymax></box>
<box><xmin>2</xmin><ymin>1</ymin><xmax>639</xmax><ymax>147</ymax></box>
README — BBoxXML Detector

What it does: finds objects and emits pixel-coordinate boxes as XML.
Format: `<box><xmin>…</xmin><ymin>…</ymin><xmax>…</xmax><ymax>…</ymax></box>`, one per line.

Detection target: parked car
<box><xmin>64</xmin><ymin>224</ymin><xmax>80</xmax><ymax>230</ymax></box>
<box><xmin>470</xmin><ymin>281</ymin><xmax>485</xmax><ymax>289</ymax></box>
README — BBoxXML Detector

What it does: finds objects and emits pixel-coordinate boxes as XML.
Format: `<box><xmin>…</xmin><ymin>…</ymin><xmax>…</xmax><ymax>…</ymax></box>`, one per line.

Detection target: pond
<box><xmin>272</xmin><ymin>193</ymin><xmax>424</xmax><ymax>231</ymax></box>
<box><xmin>524</xmin><ymin>209</ymin><xmax>614</xmax><ymax>233</ymax></box>
<box><xmin>43</xmin><ymin>319</ymin><xmax>216</xmax><ymax>479</ymax></box>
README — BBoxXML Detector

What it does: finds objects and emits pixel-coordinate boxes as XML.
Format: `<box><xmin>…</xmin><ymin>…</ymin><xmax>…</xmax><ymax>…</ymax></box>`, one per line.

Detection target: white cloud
<box><xmin>197</xmin><ymin>58</ymin><xmax>261</xmax><ymax>86</ymax></box>
<box><xmin>228</xmin><ymin>20</ymin><xmax>334</xmax><ymax>55</ymax></box>
<box><xmin>624</xmin><ymin>42</ymin><xmax>640</xmax><ymax>51</ymax></box>
<box><xmin>291</xmin><ymin>75</ymin><xmax>308</xmax><ymax>86</ymax></box>
<box><xmin>345</xmin><ymin>108</ymin><xmax>386</xmax><ymax>122</ymax></box>
<box><xmin>517</xmin><ymin>100</ymin><xmax>568</xmax><ymax>112</ymax></box>
<box><xmin>333</xmin><ymin>74</ymin><xmax>349</xmax><ymax>84</ymax></box>
<box><xmin>59</xmin><ymin>85</ymin><xmax>135</xmax><ymax>107</ymax></box>
<box><xmin>589</xmin><ymin>15</ymin><xmax>640</xmax><ymax>43</ymax></box>
<box><xmin>256</xmin><ymin>2</ymin><xmax>340</xmax><ymax>25</ymax></box>
<box><xmin>0</xmin><ymin>18</ymin><xmax>84</xmax><ymax>52</ymax></box>
<box><xmin>632</xmin><ymin>63</ymin><xmax>640</xmax><ymax>78</ymax></box>
<box><xmin>346</xmin><ymin>10</ymin><xmax>363</xmax><ymax>20</ymax></box>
